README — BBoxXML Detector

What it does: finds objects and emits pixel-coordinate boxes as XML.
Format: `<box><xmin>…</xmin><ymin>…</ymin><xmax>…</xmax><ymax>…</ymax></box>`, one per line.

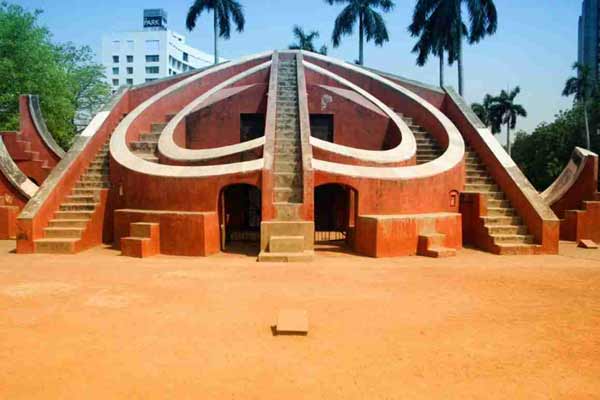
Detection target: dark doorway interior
<box><xmin>314</xmin><ymin>184</ymin><xmax>357</xmax><ymax>248</ymax></box>
<box><xmin>220</xmin><ymin>184</ymin><xmax>261</xmax><ymax>254</ymax></box>
<box><xmin>240</xmin><ymin>113</ymin><xmax>265</xmax><ymax>142</ymax></box>
<box><xmin>310</xmin><ymin>114</ymin><xmax>334</xmax><ymax>142</ymax></box>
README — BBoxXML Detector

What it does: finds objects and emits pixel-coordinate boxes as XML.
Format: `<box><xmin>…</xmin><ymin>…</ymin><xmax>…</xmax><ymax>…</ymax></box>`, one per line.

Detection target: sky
<box><xmin>16</xmin><ymin>0</ymin><xmax>580</xmax><ymax>144</ymax></box>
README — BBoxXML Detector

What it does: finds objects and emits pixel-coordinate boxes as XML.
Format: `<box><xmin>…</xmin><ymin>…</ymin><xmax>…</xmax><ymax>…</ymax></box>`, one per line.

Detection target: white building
<box><xmin>101</xmin><ymin>9</ymin><xmax>222</xmax><ymax>92</ymax></box>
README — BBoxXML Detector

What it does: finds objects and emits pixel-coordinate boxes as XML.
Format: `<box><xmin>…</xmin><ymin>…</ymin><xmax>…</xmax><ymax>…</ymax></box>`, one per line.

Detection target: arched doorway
<box><xmin>314</xmin><ymin>184</ymin><xmax>358</xmax><ymax>250</ymax></box>
<box><xmin>219</xmin><ymin>184</ymin><xmax>261</xmax><ymax>254</ymax></box>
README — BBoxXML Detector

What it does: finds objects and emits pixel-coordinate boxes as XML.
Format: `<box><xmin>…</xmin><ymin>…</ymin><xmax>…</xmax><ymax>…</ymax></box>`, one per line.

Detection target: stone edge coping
<box><xmin>304</xmin><ymin>61</ymin><xmax>415</xmax><ymax>164</ymax></box>
<box><xmin>110</xmin><ymin>52</ymin><xmax>274</xmax><ymax>177</ymax></box>
<box><xmin>0</xmin><ymin>137</ymin><xmax>38</xmax><ymax>200</ymax></box>
<box><xmin>540</xmin><ymin>146</ymin><xmax>598</xmax><ymax>206</ymax></box>
<box><xmin>444</xmin><ymin>86</ymin><xmax>559</xmax><ymax>222</ymax></box>
<box><xmin>18</xmin><ymin>89</ymin><xmax>128</xmax><ymax>220</ymax></box>
<box><xmin>27</xmin><ymin>95</ymin><xmax>66</xmax><ymax>158</ymax></box>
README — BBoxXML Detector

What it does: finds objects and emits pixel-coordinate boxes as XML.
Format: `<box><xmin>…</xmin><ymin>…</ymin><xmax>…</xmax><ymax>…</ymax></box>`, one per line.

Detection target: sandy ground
<box><xmin>0</xmin><ymin>241</ymin><xmax>599</xmax><ymax>399</ymax></box>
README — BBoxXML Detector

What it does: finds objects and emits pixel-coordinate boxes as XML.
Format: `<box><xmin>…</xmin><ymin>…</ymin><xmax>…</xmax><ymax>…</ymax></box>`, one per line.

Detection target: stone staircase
<box><xmin>129</xmin><ymin>122</ymin><xmax>165</xmax><ymax>163</ymax></box>
<box><xmin>398</xmin><ymin>114</ymin><xmax>442</xmax><ymax>164</ymax></box>
<box><xmin>258</xmin><ymin>56</ymin><xmax>313</xmax><ymax>262</ymax></box>
<box><xmin>2</xmin><ymin>132</ymin><xmax>52</xmax><ymax>181</ymax></box>
<box><xmin>464</xmin><ymin>145</ymin><xmax>539</xmax><ymax>254</ymax></box>
<box><xmin>33</xmin><ymin>143</ymin><xmax>111</xmax><ymax>253</ymax></box>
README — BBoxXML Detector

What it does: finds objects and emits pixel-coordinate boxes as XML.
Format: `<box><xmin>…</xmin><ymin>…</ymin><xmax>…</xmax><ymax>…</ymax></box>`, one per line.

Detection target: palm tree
<box><xmin>471</xmin><ymin>94</ymin><xmax>498</xmax><ymax>130</ymax></box>
<box><xmin>489</xmin><ymin>87</ymin><xmax>527</xmax><ymax>156</ymax></box>
<box><xmin>288</xmin><ymin>26</ymin><xmax>328</xmax><ymax>55</ymax></box>
<box><xmin>408</xmin><ymin>0</ymin><xmax>497</xmax><ymax>96</ymax></box>
<box><xmin>563</xmin><ymin>62</ymin><xmax>594</xmax><ymax>149</ymax></box>
<box><xmin>325</xmin><ymin>0</ymin><xmax>395</xmax><ymax>66</ymax></box>
<box><xmin>186</xmin><ymin>0</ymin><xmax>246</xmax><ymax>65</ymax></box>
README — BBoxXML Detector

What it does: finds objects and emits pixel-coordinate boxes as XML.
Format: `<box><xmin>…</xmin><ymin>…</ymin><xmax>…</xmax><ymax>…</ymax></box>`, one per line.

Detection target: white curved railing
<box><xmin>541</xmin><ymin>147</ymin><xmax>597</xmax><ymax>206</ymax></box>
<box><xmin>158</xmin><ymin>61</ymin><xmax>271</xmax><ymax>162</ymax></box>
<box><xmin>299</xmin><ymin>51</ymin><xmax>464</xmax><ymax>179</ymax></box>
<box><xmin>304</xmin><ymin>61</ymin><xmax>415</xmax><ymax>164</ymax></box>
<box><xmin>110</xmin><ymin>52</ymin><xmax>274</xmax><ymax>178</ymax></box>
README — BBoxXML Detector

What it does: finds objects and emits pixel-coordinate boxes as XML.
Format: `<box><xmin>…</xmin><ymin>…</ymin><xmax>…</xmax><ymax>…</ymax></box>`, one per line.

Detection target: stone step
<box><xmin>54</xmin><ymin>210</ymin><xmax>94</xmax><ymax>220</ymax></box>
<box><xmin>274</xmin><ymin>202</ymin><xmax>302</xmax><ymax>221</ymax></box>
<box><xmin>48</xmin><ymin>219</ymin><xmax>89</xmax><ymax>228</ymax></box>
<box><xmin>487</xmin><ymin>199</ymin><xmax>510</xmax><ymax>208</ymax></box>
<box><xmin>274</xmin><ymin>161</ymin><xmax>301</xmax><ymax>172</ymax></box>
<box><xmin>151</xmin><ymin>123</ymin><xmax>167</xmax><ymax>133</ymax></box>
<box><xmin>130</xmin><ymin>141</ymin><xmax>157</xmax><ymax>152</ymax></box>
<box><xmin>481</xmin><ymin>215</ymin><xmax>522</xmax><ymax>226</ymax></box>
<box><xmin>66</xmin><ymin>195</ymin><xmax>97</xmax><ymax>204</ymax></box>
<box><xmin>34</xmin><ymin>238</ymin><xmax>79</xmax><ymax>254</ymax></box>
<box><xmin>71</xmin><ymin>188</ymin><xmax>101</xmax><ymax>196</ymax></box>
<box><xmin>43</xmin><ymin>227</ymin><xmax>85</xmax><ymax>239</ymax></box>
<box><xmin>274</xmin><ymin>187</ymin><xmax>303</xmax><ymax>203</ymax></box>
<box><xmin>466</xmin><ymin>176</ymin><xmax>494</xmax><ymax>185</ymax></box>
<box><xmin>491</xmin><ymin>234</ymin><xmax>535</xmax><ymax>244</ymax></box>
<box><xmin>257</xmin><ymin>250</ymin><xmax>314</xmax><ymax>262</ymax></box>
<box><xmin>421</xmin><ymin>247</ymin><xmax>457</xmax><ymax>258</ymax></box>
<box><xmin>140</xmin><ymin>132</ymin><xmax>160</xmax><ymax>142</ymax></box>
<box><xmin>487</xmin><ymin>207</ymin><xmax>515</xmax><ymax>217</ymax></box>
<box><xmin>485</xmin><ymin>224</ymin><xmax>528</xmax><ymax>235</ymax></box>
<box><xmin>269</xmin><ymin>235</ymin><xmax>305</xmax><ymax>253</ymax></box>
<box><xmin>465</xmin><ymin>183</ymin><xmax>498</xmax><ymax>192</ymax></box>
<box><xmin>59</xmin><ymin>203</ymin><xmax>96</xmax><ymax>212</ymax></box>
<box><xmin>275</xmin><ymin>173</ymin><xmax>301</xmax><ymax>187</ymax></box>
<box><xmin>80</xmin><ymin>174</ymin><xmax>109</xmax><ymax>182</ymax></box>
<box><xmin>494</xmin><ymin>243</ymin><xmax>539</xmax><ymax>255</ymax></box>
<box><xmin>75</xmin><ymin>181</ymin><xmax>110</xmax><ymax>189</ymax></box>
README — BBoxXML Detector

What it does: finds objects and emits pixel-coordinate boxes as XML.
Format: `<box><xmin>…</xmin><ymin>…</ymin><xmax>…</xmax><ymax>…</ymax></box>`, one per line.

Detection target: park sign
<box><xmin>143</xmin><ymin>9</ymin><xmax>167</xmax><ymax>30</ymax></box>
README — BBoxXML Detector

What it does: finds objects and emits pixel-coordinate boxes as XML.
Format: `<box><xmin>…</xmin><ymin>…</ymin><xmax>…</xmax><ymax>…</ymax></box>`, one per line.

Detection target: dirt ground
<box><xmin>0</xmin><ymin>241</ymin><xmax>599</xmax><ymax>399</ymax></box>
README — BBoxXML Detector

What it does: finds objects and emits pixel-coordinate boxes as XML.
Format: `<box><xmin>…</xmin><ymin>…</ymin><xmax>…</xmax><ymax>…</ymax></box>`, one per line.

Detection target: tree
<box><xmin>58</xmin><ymin>44</ymin><xmax>111</xmax><ymax>134</ymax></box>
<box><xmin>288</xmin><ymin>26</ymin><xmax>328</xmax><ymax>55</ymax></box>
<box><xmin>563</xmin><ymin>62</ymin><xmax>594</xmax><ymax>149</ymax></box>
<box><xmin>0</xmin><ymin>2</ymin><xmax>109</xmax><ymax>149</ymax></box>
<box><xmin>407</xmin><ymin>0</ymin><xmax>497</xmax><ymax>96</ymax></box>
<box><xmin>325</xmin><ymin>0</ymin><xmax>394</xmax><ymax>66</ymax></box>
<box><xmin>512</xmin><ymin>109</ymin><xmax>585</xmax><ymax>190</ymax></box>
<box><xmin>489</xmin><ymin>87</ymin><xmax>527</xmax><ymax>156</ymax></box>
<box><xmin>471</xmin><ymin>94</ymin><xmax>499</xmax><ymax>131</ymax></box>
<box><xmin>186</xmin><ymin>0</ymin><xmax>246</xmax><ymax>65</ymax></box>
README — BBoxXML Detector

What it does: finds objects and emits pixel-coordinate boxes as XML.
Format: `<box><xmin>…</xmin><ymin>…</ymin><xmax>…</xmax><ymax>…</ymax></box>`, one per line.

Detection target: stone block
<box><xmin>275</xmin><ymin>309</ymin><xmax>308</xmax><ymax>335</ymax></box>
<box><xmin>269</xmin><ymin>235</ymin><xmax>304</xmax><ymax>253</ymax></box>
<box><xmin>578</xmin><ymin>239</ymin><xmax>598</xmax><ymax>249</ymax></box>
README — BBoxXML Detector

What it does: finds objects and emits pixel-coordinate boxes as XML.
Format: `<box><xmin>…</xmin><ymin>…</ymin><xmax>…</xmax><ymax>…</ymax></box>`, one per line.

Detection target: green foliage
<box><xmin>289</xmin><ymin>26</ymin><xmax>328</xmax><ymax>55</ymax></box>
<box><xmin>512</xmin><ymin>108</ymin><xmax>587</xmax><ymax>191</ymax></box>
<box><xmin>325</xmin><ymin>0</ymin><xmax>395</xmax><ymax>65</ymax></box>
<box><xmin>0</xmin><ymin>2</ymin><xmax>110</xmax><ymax>149</ymax></box>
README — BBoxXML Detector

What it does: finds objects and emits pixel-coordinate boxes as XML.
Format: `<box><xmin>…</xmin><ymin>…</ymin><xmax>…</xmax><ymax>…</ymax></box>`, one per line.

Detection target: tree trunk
<box><xmin>439</xmin><ymin>51</ymin><xmax>444</xmax><ymax>87</ymax></box>
<box><xmin>506</xmin><ymin>122</ymin><xmax>511</xmax><ymax>156</ymax></box>
<box><xmin>213</xmin><ymin>11</ymin><xmax>219</xmax><ymax>65</ymax></box>
<box><xmin>358</xmin><ymin>12</ymin><xmax>364</xmax><ymax>65</ymax></box>
<box><xmin>584</xmin><ymin>101</ymin><xmax>591</xmax><ymax>149</ymax></box>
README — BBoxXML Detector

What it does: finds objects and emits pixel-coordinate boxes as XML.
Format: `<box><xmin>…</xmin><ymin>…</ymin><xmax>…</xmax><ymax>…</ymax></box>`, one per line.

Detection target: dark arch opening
<box><xmin>219</xmin><ymin>184</ymin><xmax>261</xmax><ymax>255</ymax></box>
<box><xmin>314</xmin><ymin>183</ymin><xmax>358</xmax><ymax>251</ymax></box>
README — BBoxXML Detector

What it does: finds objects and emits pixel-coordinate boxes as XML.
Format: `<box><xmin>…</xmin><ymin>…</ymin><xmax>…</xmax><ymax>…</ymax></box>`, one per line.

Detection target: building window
<box><xmin>145</xmin><ymin>54</ymin><xmax>160</xmax><ymax>62</ymax></box>
<box><xmin>127</xmin><ymin>67</ymin><xmax>133</xmax><ymax>74</ymax></box>
<box><xmin>183</xmin><ymin>52</ymin><xmax>189</xmax><ymax>62</ymax></box>
<box><xmin>145</xmin><ymin>66</ymin><xmax>159</xmax><ymax>74</ymax></box>
<box><xmin>112</xmin><ymin>67</ymin><xmax>119</xmax><ymax>75</ymax></box>
<box><xmin>126</xmin><ymin>55</ymin><xmax>134</xmax><ymax>63</ymax></box>
<box><xmin>145</xmin><ymin>78</ymin><xmax>157</xmax><ymax>82</ymax></box>
<box><xmin>144</xmin><ymin>40</ymin><xmax>160</xmax><ymax>53</ymax></box>
<box><xmin>112</xmin><ymin>79</ymin><xmax>119</xmax><ymax>86</ymax></box>
<box><xmin>310</xmin><ymin>114</ymin><xmax>334</xmax><ymax>142</ymax></box>
<box><xmin>126</xmin><ymin>78</ymin><xmax>133</xmax><ymax>85</ymax></box>
<box><xmin>112</xmin><ymin>40</ymin><xmax>120</xmax><ymax>52</ymax></box>
<box><xmin>126</xmin><ymin>40</ymin><xmax>134</xmax><ymax>52</ymax></box>
<box><xmin>112</xmin><ymin>55</ymin><xmax>119</xmax><ymax>63</ymax></box>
